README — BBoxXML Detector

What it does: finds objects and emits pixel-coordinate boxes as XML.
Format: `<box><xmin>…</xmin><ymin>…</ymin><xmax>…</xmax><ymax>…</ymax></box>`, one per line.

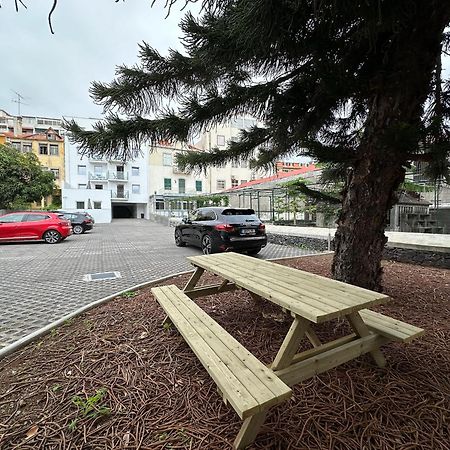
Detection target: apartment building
<box><xmin>0</xmin><ymin>109</ymin><xmax>64</xmax><ymax>136</ymax></box>
<box><xmin>148</xmin><ymin>141</ymin><xmax>209</xmax><ymax>216</ymax></box>
<box><xmin>62</xmin><ymin>119</ymin><xmax>149</xmax><ymax>222</ymax></box>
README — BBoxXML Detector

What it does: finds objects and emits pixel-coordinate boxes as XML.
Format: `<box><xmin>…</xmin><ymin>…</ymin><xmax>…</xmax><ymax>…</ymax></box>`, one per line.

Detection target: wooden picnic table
<box><xmin>153</xmin><ymin>252</ymin><xmax>424</xmax><ymax>449</ymax></box>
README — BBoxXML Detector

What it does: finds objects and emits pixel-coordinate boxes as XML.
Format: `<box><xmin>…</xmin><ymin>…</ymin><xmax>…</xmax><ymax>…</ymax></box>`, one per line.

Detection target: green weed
<box><xmin>121</xmin><ymin>291</ymin><xmax>137</xmax><ymax>298</ymax></box>
<box><xmin>71</xmin><ymin>388</ymin><xmax>111</xmax><ymax>421</ymax></box>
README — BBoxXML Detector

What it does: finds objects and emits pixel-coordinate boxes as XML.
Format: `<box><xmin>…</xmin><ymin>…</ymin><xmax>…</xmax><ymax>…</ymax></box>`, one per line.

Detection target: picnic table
<box><xmin>152</xmin><ymin>252</ymin><xmax>424</xmax><ymax>449</ymax></box>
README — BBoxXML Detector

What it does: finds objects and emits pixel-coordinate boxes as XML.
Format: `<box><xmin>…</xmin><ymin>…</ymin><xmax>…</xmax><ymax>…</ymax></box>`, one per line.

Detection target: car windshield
<box><xmin>221</xmin><ymin>209</ymin><xmax>255</xmax><ymax>216</ymax></box>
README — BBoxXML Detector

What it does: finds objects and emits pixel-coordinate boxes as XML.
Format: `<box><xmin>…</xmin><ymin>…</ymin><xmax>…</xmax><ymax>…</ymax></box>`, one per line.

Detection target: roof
<box><xmin>224</xmin><ymin>164</ymin><xmax>319</xmax><ymax>192</ymax></box>
<box><xmin>3</xmin><ymin>127</ymin><xmax>63</xmax><ymax>142</ymax></box>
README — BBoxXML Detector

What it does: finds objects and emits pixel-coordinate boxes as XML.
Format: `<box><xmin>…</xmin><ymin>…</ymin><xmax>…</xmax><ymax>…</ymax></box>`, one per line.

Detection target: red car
<box><xmin>0</xmin><ymin>211</ymin><xmax>72</xmax><ymax>244</ymax></box>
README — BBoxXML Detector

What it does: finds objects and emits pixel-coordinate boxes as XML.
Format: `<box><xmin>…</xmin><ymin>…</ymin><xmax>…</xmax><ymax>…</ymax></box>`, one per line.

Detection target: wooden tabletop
<box><xmin>187</xmin><ymin>253</ymin><xmax>390</xmax><ymax>323</ymax></box>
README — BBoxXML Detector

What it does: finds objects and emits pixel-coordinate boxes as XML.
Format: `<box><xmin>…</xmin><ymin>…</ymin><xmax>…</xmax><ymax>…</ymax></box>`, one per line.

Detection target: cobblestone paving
<box><xmin>0</xmin><ymin>220</ymin><xmax>321</xmax><ymax>348</ymax></box>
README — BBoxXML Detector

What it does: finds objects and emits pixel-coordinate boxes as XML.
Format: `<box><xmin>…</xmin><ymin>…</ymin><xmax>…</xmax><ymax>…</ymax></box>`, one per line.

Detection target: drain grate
<box><xmin>83</xmin><ymin>271</ymin><xmax>122</xmax><ymax>282</ymax></box>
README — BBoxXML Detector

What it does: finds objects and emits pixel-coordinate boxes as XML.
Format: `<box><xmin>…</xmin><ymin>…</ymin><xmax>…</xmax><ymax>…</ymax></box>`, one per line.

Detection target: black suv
<box><xmin>58</xmin><ymin>212</ymin><xmax>94</xmax><ymax>235</ymax></box>
<box><xmin>175</xmin><ymin>207</ymin><xmax>267</xmax><ymax>255</ymax></box>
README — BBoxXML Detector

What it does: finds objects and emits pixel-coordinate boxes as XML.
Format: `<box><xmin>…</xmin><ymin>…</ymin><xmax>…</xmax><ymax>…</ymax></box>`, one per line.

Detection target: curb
<box><xmin>0</xmin><ymin>251</ymin><xmax>332</xmax><ymax>361</ymax></box>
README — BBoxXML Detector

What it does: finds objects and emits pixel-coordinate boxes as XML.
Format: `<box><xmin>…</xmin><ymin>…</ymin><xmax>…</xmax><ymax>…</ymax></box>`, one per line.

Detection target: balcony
<box><xmin>173</xmin><ymin>164</ymin><xmax>189</xmax><ymax>174</ymax></box>
<box><xmin>88</xmin><ymin>172</ymin><xmax>108</xmax><ymax>181</ymax></box>
<box><xmin>111</xmin><ymin>190</ymin><xmax>129</xmax><ymax>200</ymax></box>
<box><xmin>108</xmin><ymin>171</ymin><xmax>129</xmax><ymax>181</ymax></box>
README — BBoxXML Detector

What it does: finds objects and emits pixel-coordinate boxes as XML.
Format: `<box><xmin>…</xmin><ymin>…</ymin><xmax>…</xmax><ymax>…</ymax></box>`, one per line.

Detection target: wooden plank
<box><xmin>234</xmin><ymin>411</ymin><xmax>267</xmax><ymax>450</ymax></box>
<box><xmin>193</xmin><ymin>253</ymin><xmax>389</xmax><ymax>303</ymax></box>
<box><xmin>184</xmin><ymin>283</ymin><xmax>236</xmax><ymax>299</ymax></box>
<box><xmin>290</xmin><ymin>334</ymin><xmax>357</xmax><ymax>365</ymax></box>
<box><xmin>271</xmin><ymin>316</ymin><xmax>309</xmax><ymax>371</ymax></box>
<box><xmin>346</xmin><ymin>312</ymin><xmax>386</xmax><ymax>368</ymax></box>
<box><xmin>360</xmin><ymin>310</ymin><xmax>425</xmax><ymax>343</ymax></box>
<box><xmin>184</xmin><ymin>266</ymin><xmax>205</xmax><ymax>291</ymax></box>
<box><xmin>212</xmin><ymin>253</ymin><xmax>389</xmax><ymax>308</ymax></box>
<box><xmin>153</xmin><ymin>286</ymin><xmax>259</xmax><ymax>418</ymax></box>
<box><xmin>152</xmin><ymin>285</ymin><xmax>291</xmax><ymax>419</ymax></box>
<box><xmin>186</xmin><ymin>259</ymin><xmax>335</xmax><ymax>323</ymax></box>
<box><xmin>275</xmin><ymin>334</ymin><xmax>388</xmax><ymax>387</ymax></box>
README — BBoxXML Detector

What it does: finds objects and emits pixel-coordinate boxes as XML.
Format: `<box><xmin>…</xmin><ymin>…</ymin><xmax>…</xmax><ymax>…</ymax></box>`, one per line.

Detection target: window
<box><xmin>217</xmin><ymin>179</ymin><xmax>226</xmax><ymax>190</ymax></box>
<box><xmin>132</xmin><ymin>184</ymin><xmax>140</xmax><ymax>194</ymax></box>
<box><xmin>47</xmin><ymin>133</ymin><xmax>56</xmax><ymax>141</ymax></box>
<box><xmin>11</xmin><ymin>142</ymin><xmax>21</xmax><ymax>150</ymax></box>
<box><xmin>0</xmin><ymin>213</ymin><xmax>25</xmax><ymax>223</ymax></box>
<box><xmin>50</xmin><ymin>168</ymin><xmax>60</xmax><ymax>179</ymax></box>
<box><xmin>196</xmin><ymin>180</ymin><xmax>202</xmax><ymax>192</ymax></box>
<box><xmin>231</xmin><ymin>160</ymin><xmax>239</xmax><ymax>168</ymax></box>
<box><xmin>217</xmin><ymin>135</ymin><xmax>225</xmax><ymax>146</ymax></box>
<box><xmin>240</xmin><ymin>180</ymin><xmax>247</xmax><ymax>185</ymax></box>
<box><xmin>93</xmin><ymin>201</ymin><xmax>102</xmax><ymax>209</ymax></box>
<box><xmin>78</xmin><ymin>184</ymin><xmax>87</xmax><ymax>189</ymax></box>
<box><xmin>132</xmin><ymin>166</ymin><xmax>139</xmax><ymax>176</ymax></box>
<box><xmin>241</xmin><ymin>160</ymin><xmax>248</xmax><ymax>168</ymax></box>
<box><xmin>164</xmin><ymin>178</ymin><xmax>172</xmax><ymax>190</ymax></box>
<box><xmin>178</xmin><ymin>178</ymin><xmax>185</xmax><ymax>194</ymax></box>
<box><xmin>22</xmin><ymin>143</ymin><xmax>32</xmax><ymax>153</ymax></box>
<box><xmin>155</xmin><ymin>200</ymin><xmax>165</xmax><ymax>210</ymax></box>
<box><xmin>77</xmin><ymin>165</ymin><xmax>86</xmax><ymax>175</ymax></box>
<box><xmin>95</xmin><ymin>184</ymin><xmax>103</xmax><ymax>190</ymax></box>
<box><xmin>231</xmin><ymin>179</ymin><xmax>239</xmax><ymax>188</ymax></box>
<box><xmin>49</xmin><ymin>144</ymin><xmax>59</xmax><ymax>155</ymax></box>
<box><xmin>94</xmin><ymin>165</ymin><xmax>103</xmax><ymax>175</ymax></box>
<box><xmin>39</xmin><ymin>144</ymin><xmax>48</xmax><ymax>155</ymax></box>
<box><xmin>25</xmin><ymin>214</ymin><xmax>49</xmax><ymax>222</ymax></box>
<box><xmin>163</xmin><ymin>153</ymin><xmax>172</xmax><ymax>166</ymax></box>
<box><xmin>76</xmin><ymin>201</ymin><xmax>85</xmax><ymax>209</ymax></box>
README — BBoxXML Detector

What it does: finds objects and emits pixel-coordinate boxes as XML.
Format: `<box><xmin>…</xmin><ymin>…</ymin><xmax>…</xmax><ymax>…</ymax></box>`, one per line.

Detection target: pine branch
<box><xmin>283</xmin><ymin>179</ymin><xmax>341</xmax><ymax>205</ymax></box>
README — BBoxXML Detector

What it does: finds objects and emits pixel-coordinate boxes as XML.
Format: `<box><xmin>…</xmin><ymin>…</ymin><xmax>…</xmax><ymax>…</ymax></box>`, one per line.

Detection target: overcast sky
<box><xmin>0</xmin><ymin>0</ymin><xmax>188</xmax><ymax>119</ymax></box>
<box><xmin>1</xmin><ymin>2</ymin><xmax>449</xmax><ymax>122</ymax></box>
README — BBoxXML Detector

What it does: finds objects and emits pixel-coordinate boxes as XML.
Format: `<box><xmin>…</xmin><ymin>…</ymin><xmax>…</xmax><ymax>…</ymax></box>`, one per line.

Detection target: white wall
<box><xmin>62</xmin><ymin>188</ymin><xmax>112</xmax><ymax>223</ymax></box>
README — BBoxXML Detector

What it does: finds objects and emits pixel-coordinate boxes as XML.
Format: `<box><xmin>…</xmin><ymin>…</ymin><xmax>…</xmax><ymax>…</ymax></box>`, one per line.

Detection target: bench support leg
<box><xmin>234</xmin><ymin>411</ymin><xmax>267</xmax><ymax>450</ymax></box>
<box><xmin>184</xmin><ymin>267</ymin><xmax>205</xmax><ymax>292</ymax></box>
<box><xmin>346</xmin><ymin>312</ymin><xmax>386</xmax><ymax>368</ymax></box>
<box><xmin>271</xmin><ymin>316</ymin><xmax>309</xmax><ymax>371</ymax></box>
<box><xmin>305</xmin><ymin>326</ymin><xmax>321</xmax><ymax>347</ymax></box>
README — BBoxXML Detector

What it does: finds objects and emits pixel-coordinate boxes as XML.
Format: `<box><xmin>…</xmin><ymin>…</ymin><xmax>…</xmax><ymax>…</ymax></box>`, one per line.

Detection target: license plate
<box><xmin>240</xmin><ymin>228</ymin><xmax>256</xmax><ymax>235</ymax></box>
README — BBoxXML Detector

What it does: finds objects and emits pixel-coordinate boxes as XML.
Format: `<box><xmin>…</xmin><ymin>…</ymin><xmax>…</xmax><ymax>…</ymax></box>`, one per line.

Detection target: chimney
<box><xmin>14</xmin><ymin>117</ymin><xmax>23</xmax><ymax>136</ymax></box>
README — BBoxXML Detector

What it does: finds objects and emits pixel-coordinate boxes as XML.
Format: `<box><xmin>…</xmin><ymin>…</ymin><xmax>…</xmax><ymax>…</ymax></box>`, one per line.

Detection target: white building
<box><xmin>62</xmin><ymin>119</ymin><xmax>149</xmax><ymax>223</ymax></box>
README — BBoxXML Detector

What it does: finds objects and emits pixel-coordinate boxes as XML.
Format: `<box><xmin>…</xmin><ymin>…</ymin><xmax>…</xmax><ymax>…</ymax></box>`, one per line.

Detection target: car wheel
<box><xmin>247</xmin><ymin>247</ymin><xmax>262</xmax><ymax>256</ymax></box>
<box><xmin>43</xmin><ymin>230</ymin><xmax>62</xmax><ymax>244</ymax></box>
<box><xmin>201</xmin><ymin>234</ymin><xmax>217</xmax><ymax>255</ymax></box>
<box><xmin>72</xmin><ymin>225</ymin><xmax>84</xmax><ymax>235</ymax></box>
<box><xmin>175</xmin><ymin>229</ymin><xmax>186</xmax><ymax>247</ymax></box>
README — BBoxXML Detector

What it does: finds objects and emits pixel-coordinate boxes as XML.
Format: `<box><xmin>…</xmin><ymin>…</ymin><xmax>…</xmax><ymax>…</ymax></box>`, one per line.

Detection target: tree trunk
<box><xmin>332</xmin><ymin>1</ymin><xmax>450</xmax><ymax>291</ymax></box>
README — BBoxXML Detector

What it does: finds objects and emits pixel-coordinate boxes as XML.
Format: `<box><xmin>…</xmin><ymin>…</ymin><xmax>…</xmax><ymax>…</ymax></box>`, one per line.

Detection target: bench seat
<box><xmin>360</xmin><ymin>309</ymin><xmax>424</xmax><ymax>343</ymax></box>
<box><xmin>151</xmin><ymin>285</ymin><xmax>292</xmax><ymax>420</ymax></box>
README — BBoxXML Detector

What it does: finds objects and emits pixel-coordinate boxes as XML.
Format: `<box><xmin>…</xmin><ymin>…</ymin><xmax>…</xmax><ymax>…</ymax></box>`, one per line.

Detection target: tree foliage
<box><xmin>65</xmin><ymin>0</ymin><xmax>450</xmax><ymax>290</ymax></box>
<box><xmin>0</xmin><ymin>144</ymin><xmax>55</xmax><ymax>209</ymax></box>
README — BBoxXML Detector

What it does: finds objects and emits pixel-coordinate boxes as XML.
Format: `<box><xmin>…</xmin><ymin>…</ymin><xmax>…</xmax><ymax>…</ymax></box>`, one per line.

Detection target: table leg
<box><xmin>234</xmin><ymin>411</ymin><xmax>267</xmax><ymax>450</ymax></box>
<box><xmin>305</xmin><ymin>326</ymin><xmax>321</xmax><ymax>348</ymax></box>
<box><xmin>271</xmin><ymin>316</ymin><xmax>309</xmax><ymax>371</ymax></box>
<box><xmin>184</xmin><ymin>267</ymin><xmax>205</xmax><ymax>292</ymax></box>
<box><xmin>346</xmin><ymin>312</ymin><xmax>386</xmax><ymax>368</ymax></box>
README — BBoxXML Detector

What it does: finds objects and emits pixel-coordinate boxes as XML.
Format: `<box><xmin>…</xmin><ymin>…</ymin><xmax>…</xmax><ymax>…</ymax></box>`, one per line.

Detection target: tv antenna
<box><xmin>11</xmin><ymin>90</ymin><xmax>30</xmax><ymax>116</ymax></box>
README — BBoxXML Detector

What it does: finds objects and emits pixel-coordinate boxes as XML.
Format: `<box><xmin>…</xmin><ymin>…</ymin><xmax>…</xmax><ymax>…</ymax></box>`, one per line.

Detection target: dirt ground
<box><xmin>0</xmin><ymin>254</ymin><xmax>449</xmax><ymax>449</ymax></box>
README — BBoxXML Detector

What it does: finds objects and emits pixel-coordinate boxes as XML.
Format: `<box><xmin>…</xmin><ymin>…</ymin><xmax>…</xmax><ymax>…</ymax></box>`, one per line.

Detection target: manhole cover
<box><xmin>83</xmin><ymin>271</ymin><xmax>122</xmax><ymax>282</ymax></box>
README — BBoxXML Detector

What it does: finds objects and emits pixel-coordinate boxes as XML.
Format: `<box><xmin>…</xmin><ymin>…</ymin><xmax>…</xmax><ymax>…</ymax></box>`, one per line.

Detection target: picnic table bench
<box><xmin>152</xmin><ymin>252</ymin><xmax>424</xmax><ymax>449</ymax></box>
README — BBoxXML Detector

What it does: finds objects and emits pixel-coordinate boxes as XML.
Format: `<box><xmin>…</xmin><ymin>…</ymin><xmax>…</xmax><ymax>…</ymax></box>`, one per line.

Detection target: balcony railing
<box><xmin>89</xmin><ymin>172</ymin><xmax>108</xmax><ymax>181</ymax></box>
<box><xmin>111</xmin><ymin>190</ymin><xmax>129</xmax><ymax>199</ymax></box>
<box><xmin>108</xmin><ymin>171</ymin><xmax>129</xmax><ymax>181</ymax></box>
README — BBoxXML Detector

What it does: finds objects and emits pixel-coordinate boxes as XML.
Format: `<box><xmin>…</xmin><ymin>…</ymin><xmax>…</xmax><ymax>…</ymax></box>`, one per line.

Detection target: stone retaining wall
<box><xmin>267</xmin><ymin>233</ymin><xmax>450</xmax><ymax>269</ymax></box>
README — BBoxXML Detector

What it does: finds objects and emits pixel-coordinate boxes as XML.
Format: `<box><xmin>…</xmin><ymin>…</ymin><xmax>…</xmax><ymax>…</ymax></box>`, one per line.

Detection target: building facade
<box><xmin>62</xmin><ymin>119</ymin><xmax>149</xmax><ymax>222</ymax></box>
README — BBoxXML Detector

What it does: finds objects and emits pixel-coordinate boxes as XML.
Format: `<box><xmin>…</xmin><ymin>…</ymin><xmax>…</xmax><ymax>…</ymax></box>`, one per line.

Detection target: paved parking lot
<box><xmin>0</xmin><ymin>219</ymin><xmax>321</xmax><ymax>348</ymax></box>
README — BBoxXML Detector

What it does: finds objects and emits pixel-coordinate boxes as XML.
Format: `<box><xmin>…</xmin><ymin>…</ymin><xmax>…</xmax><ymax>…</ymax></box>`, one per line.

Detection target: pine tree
<box><xmin>66</xmin><ymin>0</ymin><xmax>450</xmax><ymax>291</ymax></box>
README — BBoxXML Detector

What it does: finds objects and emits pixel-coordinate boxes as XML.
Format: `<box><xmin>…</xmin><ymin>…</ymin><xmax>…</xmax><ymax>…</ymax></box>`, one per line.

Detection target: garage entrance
<box><xmin>112</xmin><ymin>203</ymin><xmax>136</xmax><ymax>219</ymax></box>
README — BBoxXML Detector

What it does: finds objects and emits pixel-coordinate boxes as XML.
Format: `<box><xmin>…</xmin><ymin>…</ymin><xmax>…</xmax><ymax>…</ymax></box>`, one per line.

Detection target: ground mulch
<box><xmin>0</xmin><ymin>254</ymin><xmax>449</xmax><ymax>449</ymax></box>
